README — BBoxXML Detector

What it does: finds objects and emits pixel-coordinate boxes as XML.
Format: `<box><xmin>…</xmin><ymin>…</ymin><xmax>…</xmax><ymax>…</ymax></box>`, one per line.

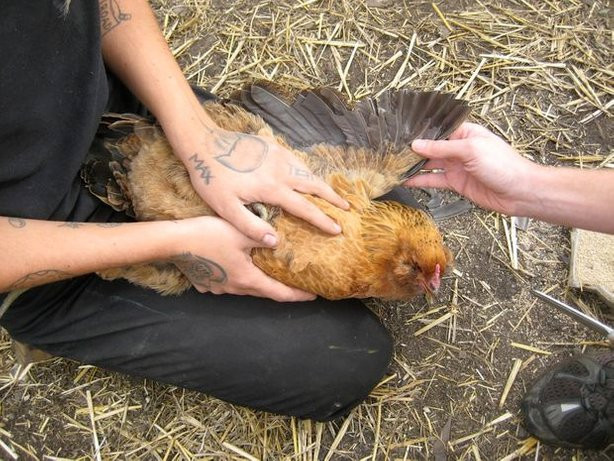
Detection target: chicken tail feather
<box><xmin>81</xmin><ymin>113</ymin><xmax>154</xmax><ymax>217</ymax></box>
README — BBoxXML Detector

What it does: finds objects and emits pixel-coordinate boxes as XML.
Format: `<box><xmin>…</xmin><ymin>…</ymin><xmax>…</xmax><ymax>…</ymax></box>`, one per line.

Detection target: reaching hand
<box><xmin>405</xmin><ymin>122</ymin><xmax>538</xmax><ymax>216</ymax></box>
<box><xmin>179</xmin><ymin>127</ymin><xmax>348</xmax><ymax>246</ymax></box>
<box><xmin>173</xmin><ymin>216</ymin><xmax>316</xmax><ymax>302</ymax></box>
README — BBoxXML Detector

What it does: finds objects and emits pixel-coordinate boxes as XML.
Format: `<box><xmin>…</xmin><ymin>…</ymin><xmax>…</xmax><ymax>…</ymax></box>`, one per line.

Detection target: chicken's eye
<box><xmin>401</xmin><ymin>262</ymin><xmax>419</xmax><ymax>276</ymax></box>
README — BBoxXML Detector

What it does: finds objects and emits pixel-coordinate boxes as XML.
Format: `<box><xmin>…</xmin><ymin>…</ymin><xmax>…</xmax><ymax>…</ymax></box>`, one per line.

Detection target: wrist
<box><xmin>164</xmin><ymin>113</ymin><xmax>223</xmax><ymax>162</ymax></box>
<box><xmin>502</xmin><ymin>161</ymin><xmax>549</xmax><ymax>217</ymax></box>
<box><xmin>513</xmin><ymin>165</ymin><xmax>568</xmax><ymax>220</ymax></box>
<box><xmin>155</xmin><ymin>89</ymin><xmax>221</xmax><ymax>152</ymax></box>
<box><xmin>160</xmin><ymin>216</ymin><xmax>218</xmax><ymax>258</ymax></box>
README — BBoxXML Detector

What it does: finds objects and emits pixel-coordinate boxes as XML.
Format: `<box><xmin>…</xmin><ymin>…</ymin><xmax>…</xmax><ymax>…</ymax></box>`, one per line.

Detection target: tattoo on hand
<box><xmin>189</xmin><ymin>153</ymin><xmax>214</xmax><ymax>185</ymax></box>
<box><xmin>214</xmin><ymin>132</ymin><xmax>268</xmax><ymax>173</ymax></box>
<box><xmin>99</xmin><ymin>0</ymin><xmax>132</xmax><ymax>37</ymax></box>
<box><xmin>8</xmin><ymin>269</ymin><xmax>73</xmax><ymax>290</ymax></box>
<box><xmin>171</xmin><ymin>252</ymin><xmax>227</xmax><ymax>289</ymax></box>
<box><xmin>8</xmin><ymin>218</ymin><xmax>26</xmax><ymax>228</ymax></box>
<box><xmin>288</xmin><ymin>163</ymin><xmax>314</xmax><ymax>180</ymax></box>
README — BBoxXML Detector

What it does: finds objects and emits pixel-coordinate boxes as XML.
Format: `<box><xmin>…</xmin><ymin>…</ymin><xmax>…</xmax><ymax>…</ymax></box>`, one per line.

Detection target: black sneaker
<box><xmin>521</xmin><ymin>351</ymin><xmax>614</xmax><ymax>449</ymax></box>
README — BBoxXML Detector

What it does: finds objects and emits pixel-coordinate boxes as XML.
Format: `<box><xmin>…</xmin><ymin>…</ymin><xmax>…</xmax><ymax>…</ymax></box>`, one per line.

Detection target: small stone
<box><xmin>569</xmin><ymin>229</ymin><xmax>614</xmax><ymax>309</ymax></box>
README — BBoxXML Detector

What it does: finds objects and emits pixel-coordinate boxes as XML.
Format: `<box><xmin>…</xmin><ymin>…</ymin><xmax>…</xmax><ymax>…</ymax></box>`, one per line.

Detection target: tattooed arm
<box><xmin>98</xmin><ymin>0</ymin><xmax>348</xmax><ymax>246</ymax></box>
<box><xmin>0</xmin><ymin>217</ymin><xmax>170</xmax><ymax>292</ymax></box>
<box><xmin>0</xmin><ymin>216</ymin><xmax>314</xmax><ymax>301</ymax></box>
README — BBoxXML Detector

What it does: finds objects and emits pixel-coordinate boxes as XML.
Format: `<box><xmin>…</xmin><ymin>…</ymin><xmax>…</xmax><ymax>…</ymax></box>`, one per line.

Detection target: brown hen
<box><xmin>82</xmin><ymin>85</ymin><xmax>470</xmax><ymax>300</ymax></box>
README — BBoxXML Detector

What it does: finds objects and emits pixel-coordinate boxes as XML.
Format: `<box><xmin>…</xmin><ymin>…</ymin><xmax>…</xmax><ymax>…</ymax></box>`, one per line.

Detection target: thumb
<box><xmin>221</xmin><ymin>203</ymin><xmax>279</xmax><ymax>248</ymax></box>
<box><xmin>412</xmin><ymin>138</ymin><xmax>467</xmax><ymax>161</ymax></box>
<box><xmin>248</xmin><ymin>271</ymin><xmax>317</xmax><ymax>302</ymax></box>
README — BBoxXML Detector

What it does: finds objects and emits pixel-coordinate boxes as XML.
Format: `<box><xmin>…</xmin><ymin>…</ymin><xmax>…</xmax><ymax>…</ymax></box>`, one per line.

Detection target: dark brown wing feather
<box><xmin>236</xmin><ymin>85</ymin><xmax>470</xmax><ymax>149</ymax></box>
<box><xmin>234</xmin><ymin>84</ymin><xmax>471</xmax><ymax>197</ymax></box>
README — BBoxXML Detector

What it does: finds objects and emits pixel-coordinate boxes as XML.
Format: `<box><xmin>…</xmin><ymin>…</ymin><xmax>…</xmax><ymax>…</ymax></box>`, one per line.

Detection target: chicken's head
<box><xmin>391</xmin><ymin>237</ymin><xmax>453</xmax><ymax>301</ymax></box>
<box><xmin>368</xmin><ymin>202</ymin><xmax>453</xmax><ymax>301</ymax></box>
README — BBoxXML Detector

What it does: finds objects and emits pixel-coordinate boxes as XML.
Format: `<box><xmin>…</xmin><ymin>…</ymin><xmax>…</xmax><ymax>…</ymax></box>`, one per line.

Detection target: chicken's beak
<box><xmin>422</xmin><ymin>264</ymin><xmax>442</xmax><ymax>305</ymax></box>
<box><xmin>423</xmin><ymin>283</ymin><xmax>440</xmax><ymax>305</ymax></box>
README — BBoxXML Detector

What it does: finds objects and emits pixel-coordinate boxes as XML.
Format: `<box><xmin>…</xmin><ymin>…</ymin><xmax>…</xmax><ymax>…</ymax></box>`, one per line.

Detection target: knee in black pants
<box><xmin>216</xmin><ymin>300</ymin><xmax>395</xmax><ymax>422</ymax></box>
<box><xmin>299</xmin><ymin>319</ymin><xmax>394</xmax><ymax>421</ymax></box>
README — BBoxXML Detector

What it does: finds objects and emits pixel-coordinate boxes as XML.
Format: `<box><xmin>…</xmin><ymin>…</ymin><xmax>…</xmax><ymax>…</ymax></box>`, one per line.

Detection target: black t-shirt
<box><xmin>0</xmin><ymin>0</ymin><xmax>109</xmax><ymax>221</ymax></box>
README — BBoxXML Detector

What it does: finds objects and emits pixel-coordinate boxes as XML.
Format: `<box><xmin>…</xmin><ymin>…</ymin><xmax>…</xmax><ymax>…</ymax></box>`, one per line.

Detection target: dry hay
<box><xmin>0</xmin><ymin>0</ymin><xmax>612</xmax><ymax>459</ymax></box>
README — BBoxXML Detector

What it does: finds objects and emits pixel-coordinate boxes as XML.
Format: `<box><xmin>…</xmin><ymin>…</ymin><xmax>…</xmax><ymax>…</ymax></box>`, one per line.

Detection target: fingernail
<box><xmin>262</xmin><ymin>233</ymin><xmax>278</xmax><ymax>247</ymax></box>
<box><xmin>343</xmin><ymin>200</ymin><xmax>350</xmax><ymax>209</ymax></box>
<box><xmin>333</xmin><ymin>223</ymin><xmax>342</xmax><ymax>234</ymax></box>
<box><xmin>412</xmin><ymin>139</ymin><xmax>427</xmax><ymax>151</ymax></box>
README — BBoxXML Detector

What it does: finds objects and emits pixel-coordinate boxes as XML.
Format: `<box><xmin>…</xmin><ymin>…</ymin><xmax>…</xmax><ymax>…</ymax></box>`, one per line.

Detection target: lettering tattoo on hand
<box><xmin>189</xmin><ymin>153</ymin><xmax>214</xmax><ymax>185</ymax></box>
<box><xmin>99</xmin><ymin>0</ymin><xmax>132</xmax><ymax>37</ymax></box>
<box><xmin>9</xmin><ymin>269</ymin><xmax>72</xmax><ymax>290</ymax></box>
<box><xmin>288</xmin><ymin>163</ymin><xmax>314</xmax><ymax>180</ymax></box>
<box><xmin>171</xmin><ymin>252</ymin><xmax>227</xmax><ymax>289</ymax></box>
<box><xmin>8</xmin><ymin>218</ymin><xmax>26</xmax><ymax>228</ymax></box>
<box><xmin>214</xmin><ymin>132</ymin><xmax>268</xmax><ymax>173</ymax></box>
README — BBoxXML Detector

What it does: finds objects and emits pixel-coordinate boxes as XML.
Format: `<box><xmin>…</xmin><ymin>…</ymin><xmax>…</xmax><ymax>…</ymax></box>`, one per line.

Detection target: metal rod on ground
<box><xmin>531</xmin><ymin>289</ymin><xmax>614</xmax><ymax>347</ymax></box>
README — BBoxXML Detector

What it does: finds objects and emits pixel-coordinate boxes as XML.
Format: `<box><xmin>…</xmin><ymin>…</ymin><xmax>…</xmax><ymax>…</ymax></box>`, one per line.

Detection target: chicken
<box><xmin>82</xmin><ymin>84</ymin><xmax>470</xmax><ymax>300</ymax></box>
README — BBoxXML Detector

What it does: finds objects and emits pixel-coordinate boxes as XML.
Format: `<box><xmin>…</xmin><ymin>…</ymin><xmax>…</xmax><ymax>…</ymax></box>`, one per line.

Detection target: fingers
<box><xmin>413</xmin><ymin>122</ymin><xmax>502</xmax><ymax>161</ymax></box>
<box><xmin>448</xmin><ymin>122</ymin><xmax>493</xmax><ymax>140</ymax></box>
<box><xmin>418</xmin><ymin>159</ymin><xmax>446</xmax><ymax>171</ymax></box>
<box><xmin>296</xmin><ymin>178</ymin><xmax>350</xmax><ymax>211</ymax></box>
<box><xmin>245</xmin><ymin>272</ymin><xmax>317</xmax><ymax>302</ymax></box>
<box><xmin>284</xmin><ymin>161</ymin><xmax>347</xmax><ymax>233</ymax></box>
<box><xmin>285</xmin><ymin>160</ymin><xmax>349</xmax><ymax>210</ymax></box>
<box><xmin>404</xmin><ymin>172</ymin><xmax>451</xmax><ymax>190</ymax></box>
<box><xmin>411</xmin><ymin>138</ymin><xmax>470</xmax><ymax>161</ymax></box>
<box><xmin>273</xmin><ymin>190</ymin><xmax>342</xmax><ymax>235</ymax></box>
<box><xmin>449</xmin><ymin>122</ymin><xmax>506</xmax><ymax>145</ymax></box>
<box><xmin>204</xmin><ymin>267</ymin><xmax>317</xmax><ymax>302</ymax></box>
<box><xmin>218</xmin><ymin>201</ymin><xmax>279</xmax><ymax>247</ymax></box>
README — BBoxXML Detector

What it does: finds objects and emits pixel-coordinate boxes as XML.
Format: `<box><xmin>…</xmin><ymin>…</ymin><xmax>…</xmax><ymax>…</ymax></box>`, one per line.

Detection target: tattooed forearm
<box><xmin>171</xmin><ymin>252</ymin><xmax>227</xmax><ymax>289</ymax></box>
<box><xmin>188</xmin><ymin>153</ymin><xmax>214</xmax><ymax>185</ymax></box>
<box><xmin>288</xmin><ymin>163</ymin><xmax>314</xmax><ymax>180</ymax></box>
<box><xmin>96</xmin><ymin>222</ymin><xmax>124</xmax><ymax>228</ymax></box>
<box><xmin>99</xmin><ymin>0</ymin><xmax>132</xmax><ymax>36</ymax></box>
<box><xmin>59</xmin><ymin>222</ymin><xmax>84</xmax><ymax>229</ymax></box>
<box><xmin>8</xmin><ymin>218</ymin><xmax>26</xmax><ymax>228</ymax></box>
<box><xmin>58</xmin><ymin>222</ymin><xmax>124</xmax><ymax>228</ymax></box>
<box><xmin>213</xmin><ymin>132</ymin><xmax>268</xmax><ymax>173</ymax></box>
<box><xmin>8</xmin><ymin>269</ymin><xmax>73</xmax><ymax>290</ymax></box>
<box><xmin>8</xmin><ymin>219</ymin><xmax>124</xmax><ymax>230</ymax></box>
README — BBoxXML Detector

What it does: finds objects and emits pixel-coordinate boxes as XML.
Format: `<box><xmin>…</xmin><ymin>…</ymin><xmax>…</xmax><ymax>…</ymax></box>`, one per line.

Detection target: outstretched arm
<box><xmin>405</xmin><ymin>123</ymin><xmax>614</xmax><ymax>234</ymax></box>
<box><xmin>97</xmin><ymin>0</ymin><xmax>348</xmax><ymax>246</ymax></box>
<box><xmin>0</xmin><ymin>216</ymin><xmax>315</xmax><ymax>301</ymax></box>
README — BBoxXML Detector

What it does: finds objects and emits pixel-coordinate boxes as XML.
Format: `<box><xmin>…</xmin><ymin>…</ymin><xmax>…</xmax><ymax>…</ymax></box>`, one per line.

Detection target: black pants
<box><xmin>0</xmin><ymin>76</ymin><xmax>393</xmax><ymax>421</ymax></box>
<box><xmin>1</xmin><ymin>274</ymin><xmax>392</xmax><ymax>421</ymax></box>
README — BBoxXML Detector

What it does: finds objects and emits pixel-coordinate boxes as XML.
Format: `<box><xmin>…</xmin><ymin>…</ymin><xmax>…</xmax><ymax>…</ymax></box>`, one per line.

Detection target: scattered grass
<box><xmin>1</xmin><ymin>0</ymin><xmax>612</xmax><ymax>459</ymax></box>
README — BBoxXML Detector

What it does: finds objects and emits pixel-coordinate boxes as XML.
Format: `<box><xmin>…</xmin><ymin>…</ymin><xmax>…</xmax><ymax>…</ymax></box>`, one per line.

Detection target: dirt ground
<box><xmin>0</xmin><ymin>0</ymin><xmax>612</xmax><ymax>460</ymax></box>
